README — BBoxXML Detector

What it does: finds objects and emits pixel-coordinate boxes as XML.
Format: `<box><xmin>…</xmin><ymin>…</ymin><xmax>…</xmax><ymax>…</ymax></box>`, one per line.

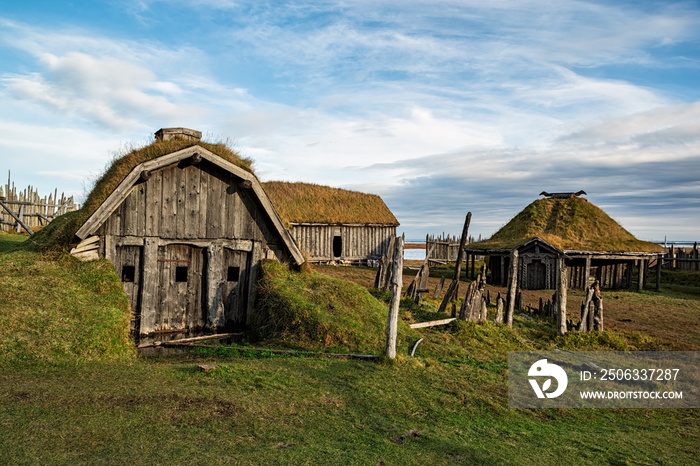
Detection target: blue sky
<box><xmin>1</xmin><ymin>0</ymin><xmax>699</xmax><ymax>242</ymax></box>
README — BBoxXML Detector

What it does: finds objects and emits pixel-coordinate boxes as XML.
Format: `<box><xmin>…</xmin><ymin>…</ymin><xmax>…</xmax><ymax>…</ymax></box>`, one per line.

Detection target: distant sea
<box><xmin>404</xmin><ymin>249</ymin><xmax>426</xmax><ymax>261</ymax></box>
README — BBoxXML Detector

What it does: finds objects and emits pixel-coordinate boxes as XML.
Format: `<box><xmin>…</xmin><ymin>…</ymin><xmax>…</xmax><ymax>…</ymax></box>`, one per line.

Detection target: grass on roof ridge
<box><xmin>24</xmin><ymin>137</ymin><xmax>253</xmax><ymax>253</ymax></box>
<box><xmin>262</xmin><ymin>181</ymin><xmax>399</xmax><ymax>226</ymax></box>
<box><xmin>471</xmin><ymin>197</ymin><xmax>662</xmax><ymax>253</ymax></box>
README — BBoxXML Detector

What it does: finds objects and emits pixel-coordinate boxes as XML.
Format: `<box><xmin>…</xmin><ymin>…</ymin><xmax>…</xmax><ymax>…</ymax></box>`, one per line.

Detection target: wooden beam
<box><xmin>504</xmin><ymin>249</ymin><xmax>518</xmax><ymax>327</ymax></box>
<box><xmin>557</xmin><ymin>255</ymin><xmax>567</xmax><ymax>336</ymax></box>
<box><xmin>0</xmin><ymin>199</ymin><xmax>33</xmax><ymax>235</ymax></box>
<box><xmin>437</xmin><ymin>212</ymin><xmax>471</xmax><ymax>314</ymax></box>
<box><xmin>140</xmin><ymin>170</ymin><xmax>151</xmax><ymax>181</ymax></box>
<box><xmin>410</xmin><ymin>318</ymin><xmax>456</xmax><ymax>329</ymax></box>
<box><xmin>385</xmin><ymin>236</ymin><xmax>404</xmax><ymax>359</ymax></box>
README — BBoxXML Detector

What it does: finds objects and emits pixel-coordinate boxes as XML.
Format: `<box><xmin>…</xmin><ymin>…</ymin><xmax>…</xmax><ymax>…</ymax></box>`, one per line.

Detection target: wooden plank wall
<box><xmin>0</xmin><ymin>171</ymin><xmax>78</xmax><ymax>232</ymax></box>
<box><xmin>100</xmin><ymin>162</ymin><xmax>283</xmax><ymax>254</ymax></box>
<box><xmin>289</xmin><ymin>224</ymin><xmax>396</xmax><ymax>262</ymax></box>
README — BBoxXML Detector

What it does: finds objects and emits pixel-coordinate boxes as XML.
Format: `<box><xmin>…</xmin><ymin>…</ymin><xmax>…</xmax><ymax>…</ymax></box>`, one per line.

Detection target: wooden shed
<box><xmin>262</xmin><ymin>181</ymin><xmax>399</xmax><ymax>264</ymax></box>
<box><xmin>464</xmin><ymin>194</ymin><xmax>662</xmax><ymax>290</ymax></box>
<box><xmin>71</xmin><ymin>128</ymin><xmax>304</xmax><ymax>338</ymax></box>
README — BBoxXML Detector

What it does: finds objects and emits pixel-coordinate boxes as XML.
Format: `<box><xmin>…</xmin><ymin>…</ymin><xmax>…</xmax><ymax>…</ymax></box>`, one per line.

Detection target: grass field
<box><xmin>1</xmin><ymin>232</ymin><xmax>698</xmax><ymax>464</ymax></box>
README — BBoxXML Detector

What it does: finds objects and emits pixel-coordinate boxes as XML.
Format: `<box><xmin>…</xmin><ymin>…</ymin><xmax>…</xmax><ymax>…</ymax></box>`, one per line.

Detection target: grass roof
<box><xmin>26</xmin><ymin>137</ymin><xmax>253</xmax><ymax>252</ymax></box>
<box><xmin>470</xmin><ymin>197</ymin><xmax>663</xmax><ymax>253</ymax></box>
<box><xmin>262</xmin><ymin>181</ymin><xmax>399</xmax><ymax>226</ymax></box>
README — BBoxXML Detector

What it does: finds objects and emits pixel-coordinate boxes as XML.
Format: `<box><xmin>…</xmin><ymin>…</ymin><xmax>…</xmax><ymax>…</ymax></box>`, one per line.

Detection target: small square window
<box><xmin>122</xmin><ymin>265</ymin><xmax>135</xmax><ymax>283</ymax></box>
<box><xmin>227</xmin><ymin>266</ymin><xmax>240</xmax><ymax>282</ymax></box>
<box><xmin>175</xmin><ymin>266</ymin><xmax>188</xmax><ymax>282</ymax></box>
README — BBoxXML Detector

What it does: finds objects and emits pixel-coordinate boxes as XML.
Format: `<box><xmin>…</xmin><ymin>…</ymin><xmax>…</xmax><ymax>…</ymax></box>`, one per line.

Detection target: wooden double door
<box><xmin>115</xmin><ymin>242</ymin><xmax>250</xmax><ymax>336</ymax></box>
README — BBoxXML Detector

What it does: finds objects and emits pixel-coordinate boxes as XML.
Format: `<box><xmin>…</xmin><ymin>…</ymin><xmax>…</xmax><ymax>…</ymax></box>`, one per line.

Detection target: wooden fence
<box><xmin>659</xmin><ymin>243</ymin><xmax>700</xmax><ymax>271</ymax></box>
<box><xmin>425</xmin><ymin>233</ymin><xmax>481</xmax><ymax>263</ymax></box>
<box><xmin>0</xmin><ymin>171</ymin><xmax>79</xmax><ymax>234</ymax></box>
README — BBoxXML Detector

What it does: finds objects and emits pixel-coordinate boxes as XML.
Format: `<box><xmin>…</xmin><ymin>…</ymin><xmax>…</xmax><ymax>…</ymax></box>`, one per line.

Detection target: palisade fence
<box><xmin>425</xmin><ymin>233</ymin><xmax>481</xmax><ymax>263</ymax></box>
<box><xmin>659</xmin><ymin>243</ymin><xmax>700</xmax><ymax>271</ymax></box>
<box><xmin>0</xmin><ymin>171</ymin><xmax>80</xmax><ymax>234</ymax></box>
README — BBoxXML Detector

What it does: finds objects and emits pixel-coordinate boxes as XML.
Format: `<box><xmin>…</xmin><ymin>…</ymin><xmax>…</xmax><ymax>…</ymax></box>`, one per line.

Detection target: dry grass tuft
<box><xmin>262</xmin><ymin>181</ymin><xmax>399</xmax><ymax>226</ymax></box>
<box><xmin>470</xmin><ymin>197</ymin><xmax>662</xmax><ymax>253</ymax></box>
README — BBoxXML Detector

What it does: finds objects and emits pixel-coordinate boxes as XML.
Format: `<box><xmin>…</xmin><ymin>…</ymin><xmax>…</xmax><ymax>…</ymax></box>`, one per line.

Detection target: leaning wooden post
<box><xmin>437</xmin><ymin>212</ymin><xmax>472</xmax><ymax>313</ymax></box>
<box><xmin>385</xmin><ymin>236</ymin><xmax>404</xmax><ymax>359</ymax></box>
<box><xmin>504</xmin><ymin>249</ymin><xmax>519</xmax><ymax>327</ymax></box>
<box><xmin>556</xmin><ymin>254</ymin><xmax>568</xmax><ymax>336</ymax></box>
<box><xmin>656</xmin><ymin>254</ymin><xmax>662</xmax><ymax>292</ymax></box>
<box><xmin>638</xmin><ymin>259</ymin><xmax>645</xmax><ymax>292</ymax></box>
<box><xmin>592</xmin><ymin>281</ymin><xmax>603</xmax><ymax>331</ymax></box>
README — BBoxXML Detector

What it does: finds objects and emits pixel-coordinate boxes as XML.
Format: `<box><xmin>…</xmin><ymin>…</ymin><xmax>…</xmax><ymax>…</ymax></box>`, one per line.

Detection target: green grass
<box><xmin>1</xmin><ymin>234</ymin><xmax>698</xmax><ymax>464</ymax></box>
<box><xmin>250</xmin><ymin>259</ymin><xmax>418</xmax><ymax>354</ymax></box>
<box><xmin>0</xmin><ymin>235</ymin><xmax>134</xmax><ymax>363</ymax></box>
<box><xmin>471</xmin><ymin>197</ymin><xmax>662</xmax><ymax>252</ymax></box>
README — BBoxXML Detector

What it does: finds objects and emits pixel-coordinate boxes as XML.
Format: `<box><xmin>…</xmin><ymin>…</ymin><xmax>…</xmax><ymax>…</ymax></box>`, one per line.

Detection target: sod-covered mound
<box><xmin>0</xmin><ymin>244</ymin><xmax>134</xmax><ymax>364</ymax></box>
<box><xmin>249</xmin><ymin>260</ymin><xmax>414</xmax><ymax>354</ymax></box>
<box><xmin>471</xmin><ymin>197</ymin><xmax>662</xmax><ymax>252</ymax></box>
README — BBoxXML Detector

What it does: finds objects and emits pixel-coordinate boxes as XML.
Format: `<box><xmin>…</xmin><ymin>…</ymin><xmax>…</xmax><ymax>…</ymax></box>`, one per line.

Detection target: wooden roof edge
<box><xmin>75</xmin><ymin>146</ymin><xmax>305</xmax><ymax>265</ymax></box>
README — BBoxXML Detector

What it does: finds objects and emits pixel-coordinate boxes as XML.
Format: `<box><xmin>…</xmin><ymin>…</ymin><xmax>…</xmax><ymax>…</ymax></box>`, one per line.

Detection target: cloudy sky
<box><xmin>1</xmin><ymin>0</ymin><xmax>699</xmax><ymax>242</ymax></box>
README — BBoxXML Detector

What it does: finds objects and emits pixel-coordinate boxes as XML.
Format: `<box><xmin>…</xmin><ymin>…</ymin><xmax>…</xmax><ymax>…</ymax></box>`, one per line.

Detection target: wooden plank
<box><xmin>410</xmin><ymin>318</ymin><xmax>456</xmax><ymax>329</ymax></box>
<box><xmin>385</xmin><ymin>236</ymin><xmax>404</xmax><ymax>359</ymax></box>
<box><xmin>198</xmin><ymin>165</ymin><xmax>209</xmax><ymax>239</ymax></box>
<box><xmin>175</xmin><ymin>165</ymin><xmax>187</xmax><ymax>238</ymax></box>
<box><xmin>505</xmin><ymin>249</ymin><xmax>519</xmax><ymax>327</ymax></box>
<box><xmin>184</xmin><ymin>164</ymin><xmax>200</xmax><ymax>239</ymax></box>
<box><xmin>139</xmin><ymin>237</ymin><xmax>159</xmax><ymax>335</ymax></box>
<box><xmin>246</xmin><ymin>240</ymin><xmax>262</xmax><ymax>328</ymax></box>
<box><xmin>557</xmin><ymin>255</ymin><xmax>567</xmax><ymax>336</ymax></box>
<box><xmin>206</xmin><ymin>241</ymin><xmax>224</xmax><ymax>332</ymax></box>
<box><xmin>206</xmin><ymin>170</ymin><xmax>224</xmax><ymax>238</ymax></box>
<box><xmin>145</xmin><ymin>169</ymin><xmax>162</xmax><ymax>235</ymax></box>
<box><xmin>160</xmin><ymin>165</ymin><xmax>176</xmax><ymax>238</ymax></box>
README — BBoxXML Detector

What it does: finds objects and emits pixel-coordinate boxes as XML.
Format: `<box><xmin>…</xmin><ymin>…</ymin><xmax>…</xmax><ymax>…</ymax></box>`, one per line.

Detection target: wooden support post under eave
<box><xmin>556</xmin><ymin>255</ymin><xmax>567</xmax><ymax>336</ymax></box>
<box><xmin>139</xmin><ymin>237</ymin><xmax>159</xmax><ymax>335</ymax></box>
<box><xmin>584</xmin><ymin>256</ymin><xmax>592</xmax><ymax>288</ymax></box>
<box><xmin>505</xmin><ymin>249</ymin><xmax>518</xmax><ymax>327</ymax></box>
<box><xmin>638</xmin><ymin>259</ymin><xmax>646</xmax><ymax>292</ymax></box>
<box><xmin>656</xmin><ymin>254</ymin><xmax>662</xmax><ymax>292</ymax></box>
<box><xmin>385</xmin><ymin>236</ymin><xmax>404</xmax><ymax>359</ymax></box>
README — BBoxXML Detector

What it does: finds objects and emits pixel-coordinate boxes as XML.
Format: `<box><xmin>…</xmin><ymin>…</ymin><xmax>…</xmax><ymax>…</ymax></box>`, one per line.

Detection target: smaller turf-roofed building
<box><xmin>465</xmin><ymin>194</ymin><xmax>663</xmax><ymax>290</ymax></box>
<box><xmin>262</xmin><ymin>181</ymin><xmax>399</xmax><ymax>264</ymax></box>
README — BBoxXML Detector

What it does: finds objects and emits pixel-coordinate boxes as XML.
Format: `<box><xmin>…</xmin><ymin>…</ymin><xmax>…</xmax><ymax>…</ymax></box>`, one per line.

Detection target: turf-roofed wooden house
<box><xmin>71</xmin><ymin>128</ymin><xmax>304</xmax><ymax>338</ymax></box>
<box><xmin>263</xmin><ymin>181</ymin><xmax>399</xmax><ymax>264</ymax></box>
<box><xmin>465</xmin><ymin>192</ymin><xmax>662</xmax><ymax>290</ymax></box>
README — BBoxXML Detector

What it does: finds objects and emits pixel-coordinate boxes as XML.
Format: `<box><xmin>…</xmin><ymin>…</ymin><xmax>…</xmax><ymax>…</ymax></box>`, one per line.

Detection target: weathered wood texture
<box><xmin>289</xmin><ymin>223</ymin><xmax>396</xmax><ymax>262</ymax></box>
<box><xmin>437</xmin><ymin>212</ymin><xmax>472</xmax><ymax>314</ymax></box>
<box><xmin>425</xmin><ymin>232</ymin><xmax>479</xmax><ymax>262</ymax></box>
<box><xmin>100</xmin><ymin>163</ymin><xmax>286</xmax><ymax>257</ymax></box>
<box><xmin>0</xmin><ymin>171</ymin><xmax>78</xmax><ymax>232</ymax></box>
<box><xmin>385</xmin><ymin>236</ymin><xmax>404</xmax><ymax>359</ymax></box>
<box><xmin>504</xmin><ymin>250</ymin><xmax>519</xmax><ymax>327</ymax></box>
<box><xmin>556</xmin><ymin>255</ymin><xmax>568</xmax><ymax>336</ymax></box>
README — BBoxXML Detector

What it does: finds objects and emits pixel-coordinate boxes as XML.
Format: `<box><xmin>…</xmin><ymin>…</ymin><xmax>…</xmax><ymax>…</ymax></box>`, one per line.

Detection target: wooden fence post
<box><xmin>656</xmin><ymin>254</ymin><xmax>662</xmax><ymax>292</ymax></box>
<box><xmin>505</xmin><ymin>249</ymin><xmax>519</xmax><ymax>327</ymax></box>
<box><xmin>638</xmin><ymin>259</ymin><xmax>645</xmax><ymax>292</ymax></box>
<box><xmin>556</xmin><ymin>255</ymin><xmax>567</xmax><ymax>336</ymax></box>
<box><xmin>385</xmin><ymin>236</ymin><xmax>404</xmax><ymax>359</ymax></box>
<box><xmin>438</xmin><ymin>212</ymin><xmax>471</xmax><ymax>314</ymax></box>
